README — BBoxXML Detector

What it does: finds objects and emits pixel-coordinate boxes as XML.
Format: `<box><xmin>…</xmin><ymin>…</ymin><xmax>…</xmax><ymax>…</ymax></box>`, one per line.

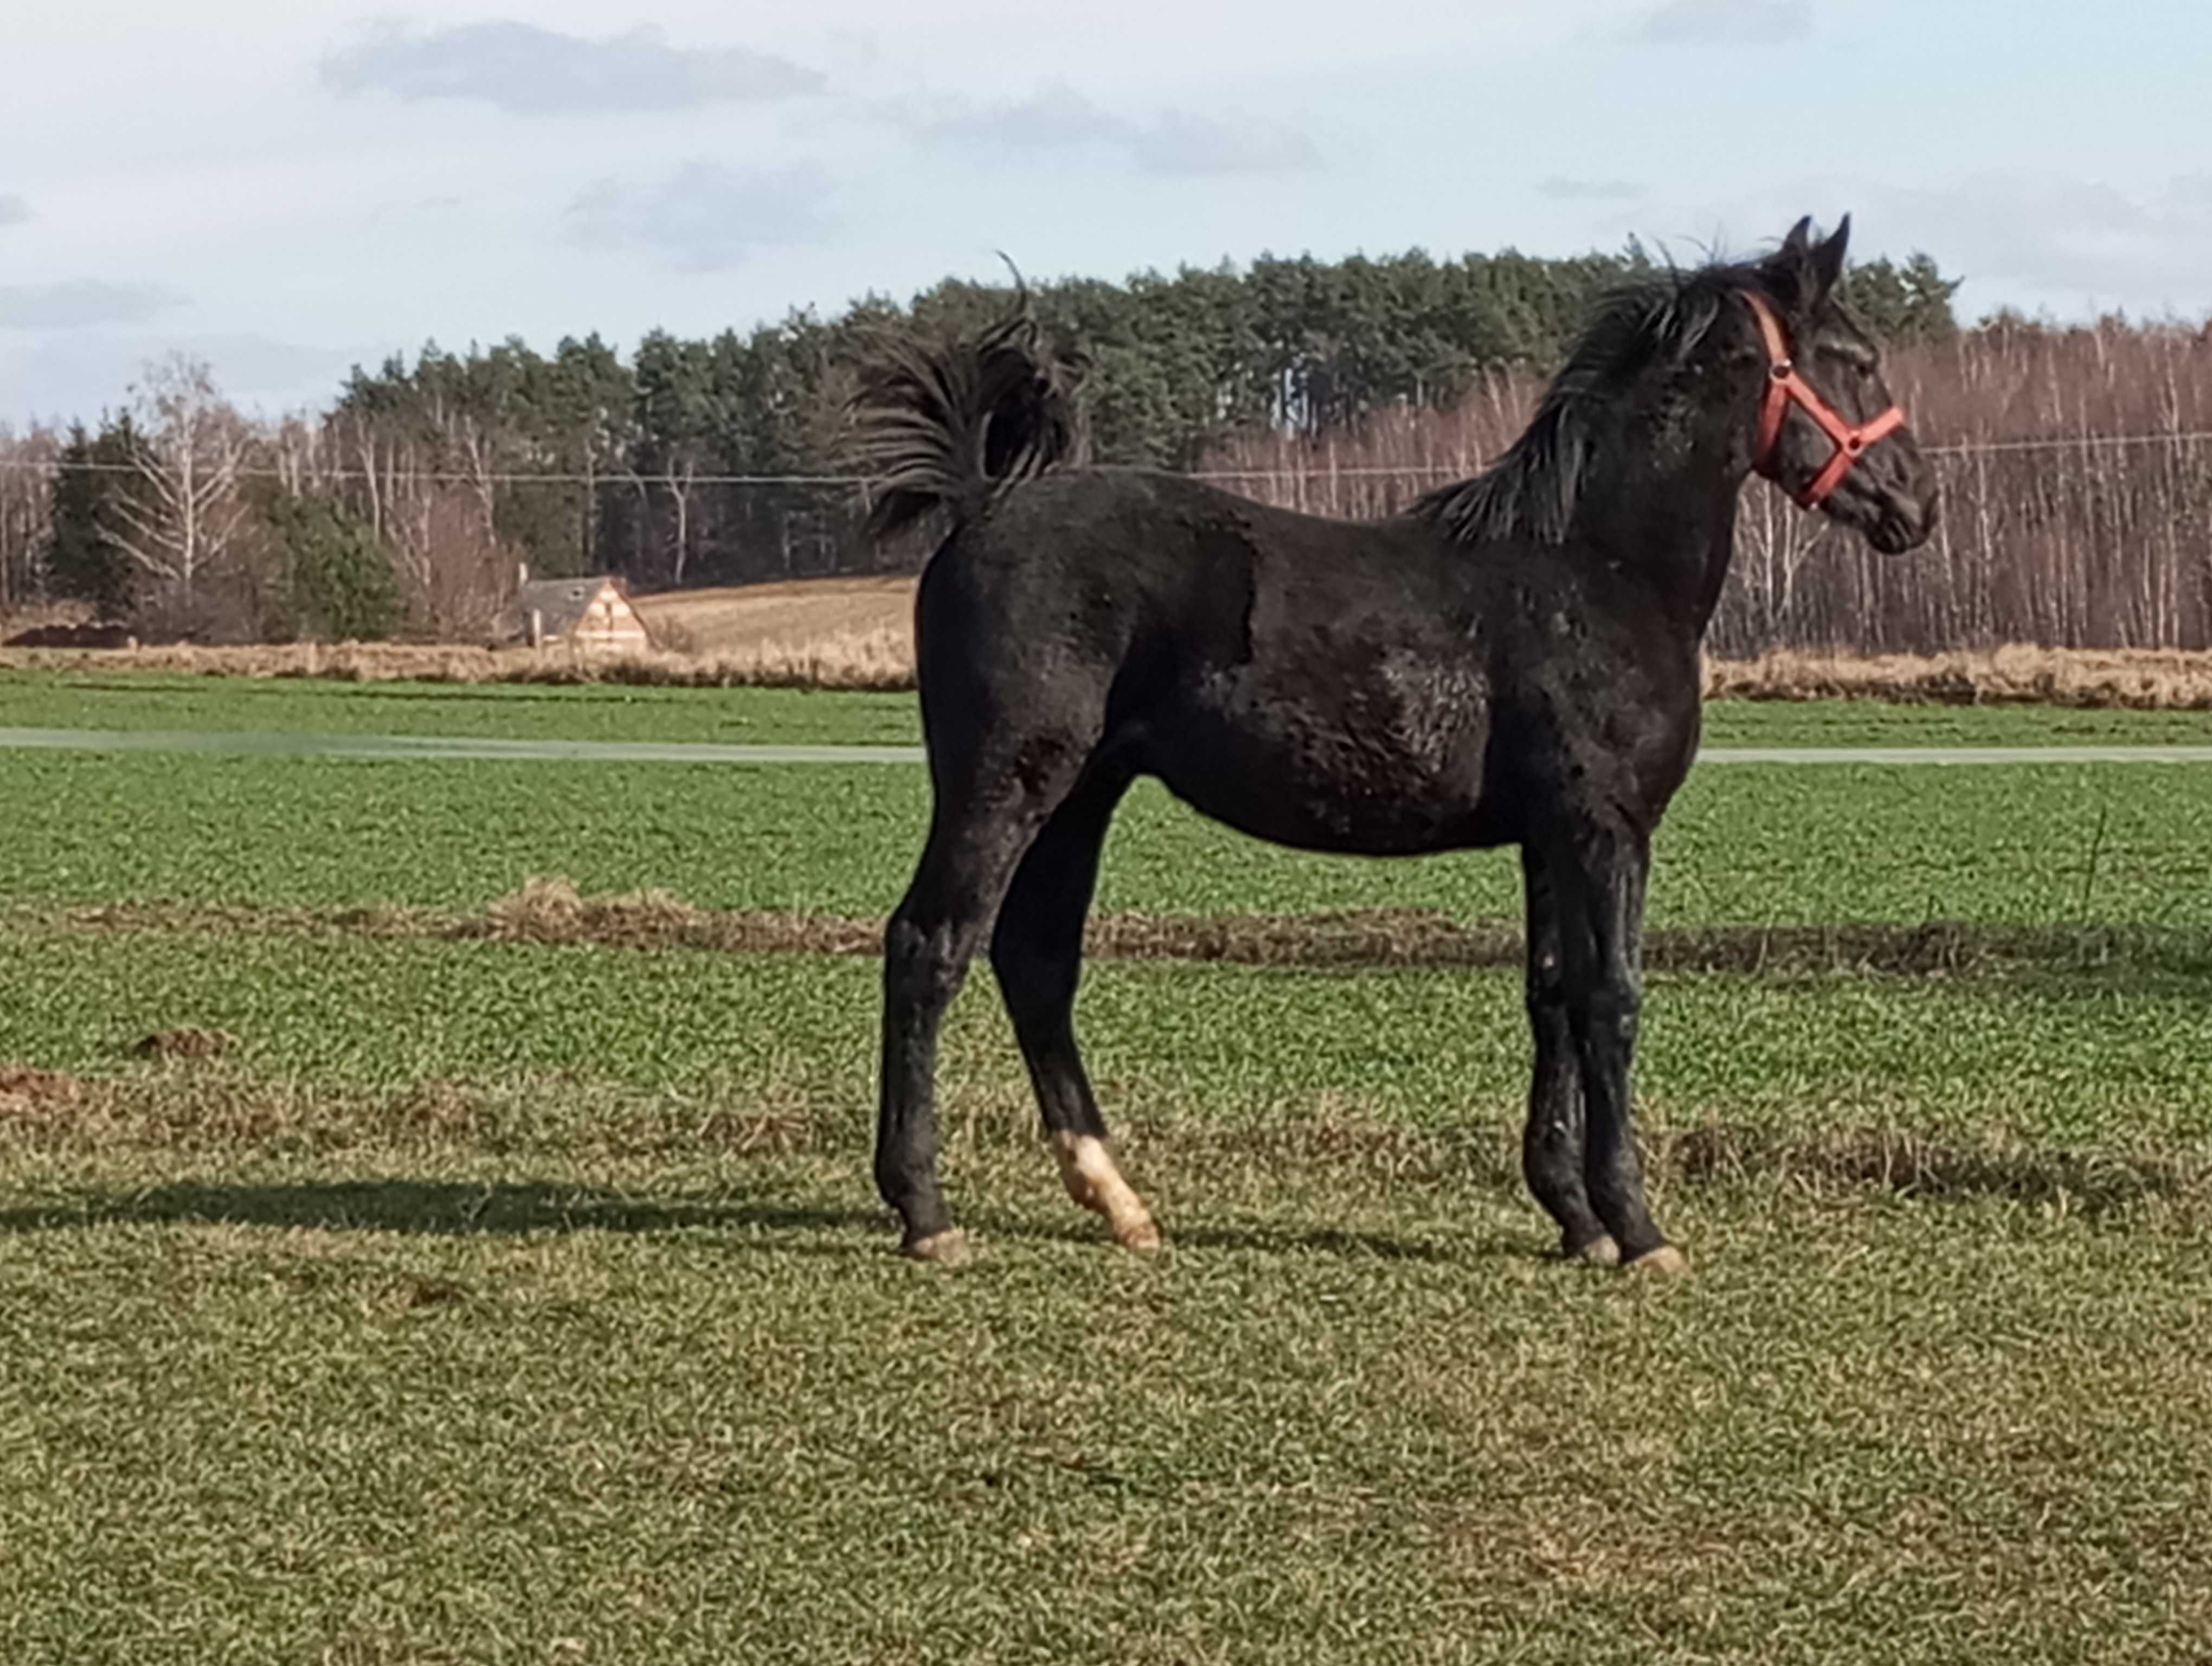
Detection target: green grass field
<box><xmin>4</xmin><ymin>670</ymin><xmax>2210</xmax><ymax>1663</ymax></box>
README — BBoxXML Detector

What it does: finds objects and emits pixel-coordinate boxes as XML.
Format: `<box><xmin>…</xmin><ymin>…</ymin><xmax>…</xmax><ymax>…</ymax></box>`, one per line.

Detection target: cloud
<box><xmin>565</xmin><ymin>162</ymin><xmax>833</xmax><ymax>271</ymax></box>
<box><xmin>1857</xmin><ymin>172</ymin><xmax>2212</xmax><ymax>313</ymax></box>
<box><xmin>1632</xmin><ymin>0</ymin><xmax>1813</xmax><ymax>44</ymax></box>
<box><xmin>0</xmin><ymin>331</ymin><xmax>358</xmax><ymax>424</ymax></box>
<box><xmin>1670</xmin><ymin>172</ymin><xmax>2212</xmax><ymax>318</ymax></box>
<box><xmin>0</xmin><ymin>280</ymin><xmax>186</xmax><ymax>330</ymax></box>
<box><xmin>321</xmin><ymin>22</ymin><xmax>824</xmax><ymax>115</ymax></box>
<box><xmin>0</xmin><ymin>194</ymin><xmax>29</xmax><ymax>227</ymax></box>
<box><xmin>1538</xmin><ymin>176</ymin><xmax>1646</xmax><ymax>202</ymax></box>
<box><xmin>928</xmin><ymin>84</ymin><xmax>1320</xmax><ymax>177</ymax></box>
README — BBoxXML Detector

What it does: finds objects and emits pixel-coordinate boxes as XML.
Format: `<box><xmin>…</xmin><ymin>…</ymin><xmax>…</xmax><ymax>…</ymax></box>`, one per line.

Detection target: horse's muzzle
<box><xmin>1870</xmin><ymin>486</ymin><xmax>1939</xmax><ymax>554</ymax></box>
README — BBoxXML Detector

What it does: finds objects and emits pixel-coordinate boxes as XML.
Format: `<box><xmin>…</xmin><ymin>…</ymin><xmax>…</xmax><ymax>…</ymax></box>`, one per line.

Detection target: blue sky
<box><xmin>4</xmin><ymin>0</ymin><xmax>2209</xmax><ymax>424</ymax></box>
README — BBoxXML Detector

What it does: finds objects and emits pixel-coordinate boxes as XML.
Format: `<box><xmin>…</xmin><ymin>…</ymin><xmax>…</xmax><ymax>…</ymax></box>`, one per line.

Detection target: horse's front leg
<box><xmin>1519</xmin><ymin>844</ymin><xmax>1616</xmax><ymax>1264</ymax></box>
<box><xmin>1552</xmin><ymin>823</ymin><xmax>1684</xmax><ymax>1274</ymax></box>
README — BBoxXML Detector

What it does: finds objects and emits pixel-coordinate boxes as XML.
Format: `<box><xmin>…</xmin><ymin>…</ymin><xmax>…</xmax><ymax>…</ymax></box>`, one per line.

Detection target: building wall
<box><xmin>568</xmin><ymin>585</ymin><xmax>654</xmax><ymax>655</ymax></box>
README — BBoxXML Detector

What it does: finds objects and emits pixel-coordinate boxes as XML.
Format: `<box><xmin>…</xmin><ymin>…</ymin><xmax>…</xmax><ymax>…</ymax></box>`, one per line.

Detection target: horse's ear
<box><xmin>1766</xmin><ymin>215</ymin><xmax>1840</xmax><ymax>312</ymax></box>
<box><xmin>1809</xmin><ymin>214</ymin><xmax>1851</xmax><ymax>304</ymax></box>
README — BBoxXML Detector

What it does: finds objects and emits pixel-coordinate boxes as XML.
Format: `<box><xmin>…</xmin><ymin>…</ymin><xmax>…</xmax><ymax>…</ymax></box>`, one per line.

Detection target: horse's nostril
<box><xmin>1887</xmin><ymin>494</ymin><xmax>1929</xmax><ymax>534</ymax></box>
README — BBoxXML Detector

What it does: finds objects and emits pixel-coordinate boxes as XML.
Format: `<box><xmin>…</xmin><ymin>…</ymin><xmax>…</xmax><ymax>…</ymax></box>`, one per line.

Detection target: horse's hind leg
<box><xmin>989</xmin><ymin>764</ymin><xmax>1159</xmax><ymax>1251</ymax></box>
<box><xmin>878</xmin><ymin>777</ymin><xmax>1070</xmax><ymax>1261</ymax></box>
<box><xmin>1519</xmin><ymin>845</ymin><xmax>1617</xmax><ymax>1265</ymax></box>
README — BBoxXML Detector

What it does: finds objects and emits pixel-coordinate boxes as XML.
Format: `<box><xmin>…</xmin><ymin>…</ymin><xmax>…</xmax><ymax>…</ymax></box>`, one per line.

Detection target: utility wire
<box><xmin>5</xmin><ymin>428</ymin><xmax>2212</xmax><ymax>484</ymax></box>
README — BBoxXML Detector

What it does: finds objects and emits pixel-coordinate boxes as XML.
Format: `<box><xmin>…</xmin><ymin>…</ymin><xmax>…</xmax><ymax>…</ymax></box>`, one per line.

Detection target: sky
<box><xmin>4</xmin><ymin>0</ymin><xmax>2210</xmax><ymax>426</ymax></box>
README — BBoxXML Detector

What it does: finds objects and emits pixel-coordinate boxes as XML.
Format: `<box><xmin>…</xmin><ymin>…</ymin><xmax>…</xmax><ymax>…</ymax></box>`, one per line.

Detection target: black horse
<box><xmin>855</xmin><ymin>216</ymin><xmax>1938</xmax><ymax>1271</ymax></box>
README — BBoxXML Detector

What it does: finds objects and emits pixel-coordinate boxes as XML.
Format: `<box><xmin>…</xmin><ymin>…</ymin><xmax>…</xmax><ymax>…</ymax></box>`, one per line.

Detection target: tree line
<box><xmin>2</xmin><ymin>245</ymin><xmax>1964</xmax><ymax>642</ymax></box>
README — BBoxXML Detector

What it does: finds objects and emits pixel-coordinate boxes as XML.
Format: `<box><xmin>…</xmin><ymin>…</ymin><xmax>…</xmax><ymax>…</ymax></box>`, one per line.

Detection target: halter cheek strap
<box><xmin>1742</xmin><ymin>290</ymin><xmax>1907</xmax><ymax>510</ymax></box>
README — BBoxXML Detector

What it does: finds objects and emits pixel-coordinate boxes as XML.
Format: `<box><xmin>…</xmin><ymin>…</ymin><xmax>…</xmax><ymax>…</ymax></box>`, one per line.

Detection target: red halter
<box><xmin>1742</xmin><ymin>289</ymin><xmax>1906</xmax><ymax>510</ymax></box>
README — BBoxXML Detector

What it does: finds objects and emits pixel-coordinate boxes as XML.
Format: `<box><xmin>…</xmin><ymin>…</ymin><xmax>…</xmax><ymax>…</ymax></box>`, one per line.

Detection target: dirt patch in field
<box><xmin>458</xmin><ymin>889</ymin><xmax>2211</xmax><ymax>983</ymax></box>
<box><xmin>453</xmin><ymin>888</ymin><xmax>2212</xmax><ymax>977</ymax></box>
<box><xmin>460</xmin><ymin>878</ymin><xmax>879</xmax><ymax>955</ymax></box>
<box><xmin>134</xmin><ymin>1027</ymin><xmax>237</xmax><ymax>1061</ymax></box>
<box><xmin>0</xmin><ymin>1065</ymin><xmax>81</xmax><ymax>1118</ymax></box>
<box><xmin>34</xmin><ymin>887</ymin><xmax>2212</xmax><ymax>983</ymax></box>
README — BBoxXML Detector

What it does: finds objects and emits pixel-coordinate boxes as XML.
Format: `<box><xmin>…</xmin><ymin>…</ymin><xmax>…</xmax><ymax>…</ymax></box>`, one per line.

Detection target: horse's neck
<box><xmin>1583</xmin><ymin>448</ymin><xmax>1747</xmax><ymax>639</ymax></box>
<box><xmin>1687</xmin><ymin>495</ymin><xmax>1741</xmax><ymax>636</ymax></box>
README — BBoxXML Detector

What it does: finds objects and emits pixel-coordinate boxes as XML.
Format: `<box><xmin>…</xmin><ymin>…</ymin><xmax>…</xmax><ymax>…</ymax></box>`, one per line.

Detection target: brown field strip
<box><xmin>4</xmin><ymin>637</ymin><xmax>2208</xmax><ymax>707</ymax></box>
<box><xmin>8</xmin><ymin>571</ymin><xmax>2212</xmax><ymax>706</ymax></box>
<box><xmin>22</xmin><ymin>879</ymin><xmax>2212</xmax><ymax>981</ymax></box>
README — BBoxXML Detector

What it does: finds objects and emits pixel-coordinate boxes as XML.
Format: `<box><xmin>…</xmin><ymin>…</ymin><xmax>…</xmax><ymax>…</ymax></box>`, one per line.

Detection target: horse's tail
<box><xmin>848</xmin><ymin>292</ymin><xmax>1088</xmax><ymax>542</ymax></box>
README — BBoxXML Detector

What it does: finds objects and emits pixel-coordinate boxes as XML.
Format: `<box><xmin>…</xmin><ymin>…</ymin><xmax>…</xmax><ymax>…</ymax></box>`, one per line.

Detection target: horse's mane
<box><xmin>1413</xmin><ymin>257</ymin><xmax>1782</xmax><ymax>547</ymax></box>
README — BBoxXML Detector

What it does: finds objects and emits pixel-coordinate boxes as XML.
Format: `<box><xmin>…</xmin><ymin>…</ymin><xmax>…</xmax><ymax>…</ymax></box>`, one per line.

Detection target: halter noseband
<box><xmin>1742</xmin><ymin>289</ymin><xmax>1906</xmax><ymax>510</ymax></box>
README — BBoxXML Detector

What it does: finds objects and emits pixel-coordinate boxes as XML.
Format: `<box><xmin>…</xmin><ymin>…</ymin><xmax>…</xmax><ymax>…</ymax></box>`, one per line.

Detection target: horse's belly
<box><xmin>1140</xmin><ymin>714</ymin><xmax>1497</xmax><ymax>856</ymax></box>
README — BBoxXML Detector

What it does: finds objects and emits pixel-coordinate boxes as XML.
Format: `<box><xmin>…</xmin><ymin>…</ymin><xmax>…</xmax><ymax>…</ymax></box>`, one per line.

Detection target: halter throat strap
<box><xmin>1742</xmin><ymin>289</ymin><xmax>1906</xmax><ymax>510</ymax></box>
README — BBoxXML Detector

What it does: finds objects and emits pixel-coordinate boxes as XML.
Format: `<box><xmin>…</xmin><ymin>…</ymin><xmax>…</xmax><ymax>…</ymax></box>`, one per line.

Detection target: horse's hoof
<box><xmin>1571</xmin><ymin>1234</ymin><xmax>1621</xmax><ymax>1267</ymax></box>
<box><xmin>1054</xmin><ymin>1133</ymin><xmax>1160</xmax><ymax>1253</ymax></box>
<box><xmin>903</xmin><ymin>1228</ymin><xmax>970</xmax><ymax>1265</ymax></box>
<box><xmin>1623</xmin><ymin>1244</ymin><xmax>1688</xmax><ymax>1276</ymax></box>
<box><xmin>1114</xmin><ymin>1217</ymin><xmax>1163</xmax><ymax>1253</ymax></box>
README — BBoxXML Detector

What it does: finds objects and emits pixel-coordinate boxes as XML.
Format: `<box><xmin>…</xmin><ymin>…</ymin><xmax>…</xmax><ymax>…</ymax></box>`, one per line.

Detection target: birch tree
<box><xmin>0</xmin><ymin>424</ymin><xmax>61</xmax><ymax>613</ymax></box>
<box><xmin>108</xmin><ymin>355</ymin><xmax>252</xmax><ymax>614</ymax></box>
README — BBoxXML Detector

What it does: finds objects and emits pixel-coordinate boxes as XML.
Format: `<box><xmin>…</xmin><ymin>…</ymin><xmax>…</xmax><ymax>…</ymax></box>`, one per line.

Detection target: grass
<box><xmin>4</xmin><ymin>1124</ymin><xmax>2210</xmax><ymax>1663</ymax></box>
<box><xmin>4</xmin><ymin>921</ymin><xmax>2211</xmax><ymax>1148</ymax></box>
<box><xmin>3</xmin><ymin>747</ymin><xmax>2209</xmax><ymax>927</ymax></box>
<box><xmin>0</xmin><ymin>668</ymin><xmax>918</xmax><ymax>745</ymax></box>
<box><xmin>11</xmin><ymin>666</ymin><xmax>2212</xmax><ymax>748</ymax></box>
<box><xmin>5</xmin><ymin>681</ymin><xmax>2211</xmax><ymax>1661</ymax></box>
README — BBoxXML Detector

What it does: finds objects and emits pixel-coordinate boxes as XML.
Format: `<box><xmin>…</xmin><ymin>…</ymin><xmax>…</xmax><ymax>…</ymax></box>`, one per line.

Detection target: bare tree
<box><xmin>266</xmin><ymin>410</ymin><xmax>336</xmax><ymax>498</ymax></box>
<box><xmin>0</xmin><ymin>423</ymin><xmax>61</xmax><ymax>614</ymax></box>
<box><xmin>108</xmin><ymin>355</ymin><xmax>252</xmax><ymax>614</ymax></box>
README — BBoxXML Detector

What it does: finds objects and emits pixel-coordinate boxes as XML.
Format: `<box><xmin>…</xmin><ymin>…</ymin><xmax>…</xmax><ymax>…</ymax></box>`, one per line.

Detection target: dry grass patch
<box><xmin>0</xmin><ymin>635</ymin><xmax>918</xmax><ymax>690</ymax></box>
<box><xmin>9</xmin><ymin>593</ymin><xmax>2212</xmax><ymax>709</ymax></box>
<box><xmin>1709</xmin><ymin>644</ymin><xmax>2212</xmax><ymax>708</ymax></box>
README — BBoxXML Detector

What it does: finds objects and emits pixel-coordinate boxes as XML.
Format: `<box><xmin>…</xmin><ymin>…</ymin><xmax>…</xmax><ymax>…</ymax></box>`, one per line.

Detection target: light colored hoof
<box><xmin>902</xmin><ymin>1228</ymin><xmax>970</xmax><ymax>1265</ymax></box>
<box><xmin>1623</xmin><ymin>1244</ymin><xmax>1688</xmax><ymax>1276</ymax></box>
<box><xmin>1113</xmin><ymin>1217</ymin><xmax>1164</xmax><ymax>1253</ymax></box>
<box><xmin>1053</xmin><ymin>1133</ymin><xmax>1160</xmax><ymax>1253</ymax></box>
<box><xmin>1573</xmin><ymin>1235</ymin><xmax>1621</xmax><ymax>1267</ymax></box>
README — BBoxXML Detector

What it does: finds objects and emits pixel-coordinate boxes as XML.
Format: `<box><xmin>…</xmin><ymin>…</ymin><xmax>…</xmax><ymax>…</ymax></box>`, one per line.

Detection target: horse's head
<box><xmin>1741</xmin><ymin>215</ymin><xmax>1939</xmax><ymax>554</ymax></box>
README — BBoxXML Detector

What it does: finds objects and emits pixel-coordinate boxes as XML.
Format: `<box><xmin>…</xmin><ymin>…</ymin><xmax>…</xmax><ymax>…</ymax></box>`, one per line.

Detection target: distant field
<box><xmin>5</xmin><ymin>568</ymin><xmax>2212</xmax><ymax>707</ymax></box>
<box><xmin>5</xmin><ymin>673</ymin><xmax>2211</xmax><ymax>1662</ymax></box>
<box><xmin>631</xmin><ymin>573</ymin><xmax>914</xmax><ymax>654</ymax></box>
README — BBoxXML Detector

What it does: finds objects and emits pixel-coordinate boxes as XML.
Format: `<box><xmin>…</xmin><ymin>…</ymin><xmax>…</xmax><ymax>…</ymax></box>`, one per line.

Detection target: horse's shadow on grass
<box><xmin>0</xmin><ymin>1178</ymin><xmax>1496</xmax><ymax>1264</ymax></box>
<box><xmin>0</xmin><ymin>1179</ymin><xmax>881</xmax><ymax>1247</ymax></box>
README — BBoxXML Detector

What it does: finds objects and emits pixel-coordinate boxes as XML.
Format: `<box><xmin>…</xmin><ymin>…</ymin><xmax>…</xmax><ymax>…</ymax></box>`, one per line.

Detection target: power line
<box><xmin>3</xmin><ymin>428</ymin><xmax>2212</xmax><ymax>484</ymax></box>
<box><xmin>0</xmin><ymin>459</ymin><xmax>872</xmax><ymax>484</ymax></box>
